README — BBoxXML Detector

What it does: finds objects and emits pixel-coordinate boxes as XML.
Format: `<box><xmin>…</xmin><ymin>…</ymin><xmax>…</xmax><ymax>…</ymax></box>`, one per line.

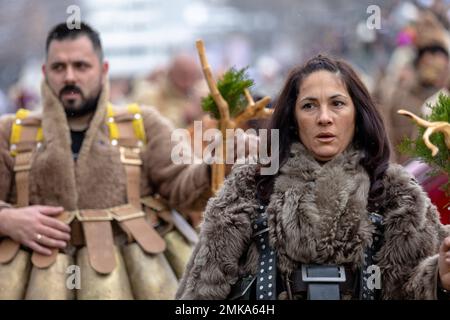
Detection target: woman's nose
<box><xmin>317</xmin><ymin>106</ymin><xmax>333</xmax><ymax>125</ymax></box>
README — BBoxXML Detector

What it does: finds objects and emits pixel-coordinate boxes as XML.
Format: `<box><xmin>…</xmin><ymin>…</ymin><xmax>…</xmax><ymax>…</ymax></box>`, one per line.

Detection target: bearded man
<box><xmin>0</xmin><ymin>22</ymin><xmax>212</xmax><ymax>299</ymax></box>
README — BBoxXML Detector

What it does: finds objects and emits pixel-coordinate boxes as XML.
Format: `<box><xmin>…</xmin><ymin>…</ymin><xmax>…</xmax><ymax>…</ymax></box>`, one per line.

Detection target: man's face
<box><xmin>168</xmin><ymin>55</ymin><xmax>201</xmax><ymax>95</ymax></box>
<box><xmin>417</xmin><ymin>51</ymin><xmax>449</xmax><ymax>88</ymax></box>
<box><xmin>43</xmin><ymin>35</ymin><xmax>108</xmax><ymax>115</ymax></box>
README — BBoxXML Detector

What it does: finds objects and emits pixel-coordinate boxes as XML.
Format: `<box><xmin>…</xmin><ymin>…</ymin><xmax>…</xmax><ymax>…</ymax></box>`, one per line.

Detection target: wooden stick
<box><xmin>398</xmin><ymin>109</ymin><xmax>450</xmax><ymax>156</ymax></box>
<box><xmin>244</xmin><ymin>89</ymin><xmax>255</xmax><ymax>106</ymax></box>
<box><xmin>196</xmin><ymin>39</ymin><xmax>275</xmax><ymax>192</ymax></box>
<box><xmin>234</xmin><ymin>96</ymin><xmax>272</xmax><ymax>127</ymax></box>
<box><xmin>196</xmin><ymin>40</ymin><xmax>228</xmax><ymax>193</ymax></box>
<box><xmin>398</xmin><ymin>109</ymin><xmax>436</xmax><ymax>128</ymax></box>
<box><xmin>196</xmin><ymin>40</ymin><xmax>230</xmax><ymax>125</ymax></box>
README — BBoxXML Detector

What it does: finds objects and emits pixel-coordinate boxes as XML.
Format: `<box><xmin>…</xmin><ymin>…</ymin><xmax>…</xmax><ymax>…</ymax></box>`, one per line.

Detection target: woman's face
<box><xmin>295</xmin><ymin>70</ymin><xmax>356</xmax><ymax>162</ymax></box>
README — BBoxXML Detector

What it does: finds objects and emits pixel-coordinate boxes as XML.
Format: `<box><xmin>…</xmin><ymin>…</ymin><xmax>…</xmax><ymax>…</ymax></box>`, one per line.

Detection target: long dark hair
<box><xmin>257</xmin><ymin>55</ymin><xmax>390</xmax><ymax>211</ymax></box>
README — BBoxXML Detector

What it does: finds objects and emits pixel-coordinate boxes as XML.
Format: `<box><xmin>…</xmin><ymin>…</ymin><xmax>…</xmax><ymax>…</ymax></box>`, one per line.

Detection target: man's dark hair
<box><xmin>256</xmin><ymin>54</ymin><xmax>390</xmax><ymax>212</ymax></box>
<box><xmin>414</xmin><ymin>43</ymin><xmax>449</xmax><ymax>66</ymax></box>
<box><xmin>45</xmin><ymin>22</ymin><xmax>103</xmax><ymax>60</ymax></box>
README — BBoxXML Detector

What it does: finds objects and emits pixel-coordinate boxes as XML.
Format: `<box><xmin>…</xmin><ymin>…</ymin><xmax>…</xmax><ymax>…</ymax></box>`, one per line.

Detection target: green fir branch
<box><xmin>201</xmin><ymin>67</ymin><xmax>254</xmax><ymax>119</ymax></box>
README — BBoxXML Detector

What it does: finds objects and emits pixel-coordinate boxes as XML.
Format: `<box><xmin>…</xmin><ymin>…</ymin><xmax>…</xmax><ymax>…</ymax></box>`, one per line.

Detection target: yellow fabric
<box><xmin>107</xmin><ymin>103</ymin><xmax>147</xmax><ymax>145</ymax></box>
<box><xmin>36</xmin><ymin>127</ymin><xmax>43</xmax><ymax>142</ymax></box>
<box><xmin>10</xmin><ymin>103</ymin><xmax>146</xmax><ymax>157</ymax></box>
<box><xmin>106</xmin><ymin>103</ymin><xmax>119</xmax><ymax>142</ymax></box>
<box><xmin>127</xmin><ymin>103</ymin><xmax>147</xmax><ymax>144</ymax></box>
<box><xmin>10</xmin><ymin>109</ymin><xmax>42</xmax><ymax>157</ymax></box>
<box><xmin>10</xmin><ymin>109</ymin><xmax>30</xmax><ymax>146</ymax></box>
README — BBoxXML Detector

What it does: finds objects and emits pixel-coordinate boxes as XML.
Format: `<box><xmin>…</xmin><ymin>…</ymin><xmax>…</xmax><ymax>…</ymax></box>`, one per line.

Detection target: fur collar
<box><xmin>267</xmin><ymin>143</ymin><xmax>374</xmax><ymax>274</ymax></box>
<box><xmin>33</xmin><ymin>80</ymin><xmax>110</xmax><ymax>209</ymax></box>
<box><xmin>41</xmin><ymin>79</ymin><xmax>110</xmax><ymax>166</ymax></box>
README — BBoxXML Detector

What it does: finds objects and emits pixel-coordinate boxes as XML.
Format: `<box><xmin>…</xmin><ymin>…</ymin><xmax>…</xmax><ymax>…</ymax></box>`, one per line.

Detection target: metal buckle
<box><xmin>119</xmin><ymin>146</ymin><xmax>142</xmax><ymax>166</ymax></box>
<box><xmin>75</xmin><ymin>210</ymin><xmax>113</xmax><ymax>222</ymax></box>
<box><xmin>301</xmin><ymin>265</ymin><xmax>346</xmax><ymax>283</ymax></box>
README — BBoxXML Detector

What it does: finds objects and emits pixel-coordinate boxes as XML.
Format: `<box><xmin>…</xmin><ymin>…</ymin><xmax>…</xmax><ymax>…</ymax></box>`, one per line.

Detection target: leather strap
<box><xmin>0</xmin><ymin>239</ymin><xmax>21</xmax><ymax>263</ymax></box>
<box><xmin>140</xmin><ymin>196</ymin><xmax>167</xmax><ymax>212</ymax></box>
<box><xmin>119</xmin><ymin>146</ymin><xmax>142</xmax><ymax>209</ymax></box>
<box><xmin>14</xmin><ymin>151</ymin><xmax>34</xmax><ymax>207</ymax></box>
<box><xmin>140</xmin><ymin>196</ymin><xmax>198</xmax><ymax>244</ymax></box>
<box><xmin>0</xmin><ymin>114</ymin><xmax>42</xmax><ymax>264</ymax></box>
<box><xmin>360</xmin><ymin>212</ymin><xmax>384</xmax><ymax>300</ymax></box>
<box><xmin>109</xmin><ymin>105</ymin><xmax>144</xmax><ymax>210</ymax></box>
<box><xmin>228</xmin><ymin>275</ymin><xmax>257</xmax><ymax>300</ymax></box>
<box><xmin>109</xmin><ymin>205</ymin><xmax>166</xmax><ymax>254</ymax></box>
<box><xmin>79</xmin><ymin>210</ymin><xmax>116</xmax><ymax>274</ymax></box>
<box><xmin>112</xmin><ymin>112</ymin><xmax>165</xmax><ymax>252</ymax></box>
<box><xmin>107</xmin><ymin>104</ymin><xmax>148</xmax><ymax>247</ymax></box>
<box><xmin>254</xmin><ymin>204</ymin><xmax>277</xmax><ymax>300</ymax></box>
<box><xmin>141</xmin><ymin>196</ymin><xmax>174</xmax><ymax>236</ymax></box>
<box><xmin>31</xmin><ymin>211</ymin><xmax>75</xmax><ymax>268</ymax></box>
<box><xmin>14</xmin><ymin>120</ymin><xmax>41</xmax><ymax>207</ymax></box>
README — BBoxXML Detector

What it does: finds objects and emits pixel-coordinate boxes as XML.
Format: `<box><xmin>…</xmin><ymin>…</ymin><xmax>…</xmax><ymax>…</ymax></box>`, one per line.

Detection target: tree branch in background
<box><xmin>196</xmin><ymin>39</ymin><xmax>274</xmax><ymax>193</ymax></box>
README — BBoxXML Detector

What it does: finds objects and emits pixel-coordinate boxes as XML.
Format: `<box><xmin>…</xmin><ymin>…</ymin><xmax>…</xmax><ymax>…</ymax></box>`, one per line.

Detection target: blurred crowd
<box><xmin>1</xmin><ymin>0</ymin><xmax>450</xmax><ymax>166</ymax></box>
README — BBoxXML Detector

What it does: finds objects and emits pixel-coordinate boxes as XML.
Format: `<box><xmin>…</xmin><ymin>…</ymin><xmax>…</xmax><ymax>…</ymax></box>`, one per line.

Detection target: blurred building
<box><xmin>1</xmin><ymin>0</ymin><xmax>447</xmax><ymax>108</ymax></box>
<box><xmin>0</xmin><ymin>0</ymin><xmax>80</xmax><ymax>93</ymax></box>
<box><xmin>83</xmin><ymin>0</ymin><xmax>249</xmax><ymax>79</ymax></box>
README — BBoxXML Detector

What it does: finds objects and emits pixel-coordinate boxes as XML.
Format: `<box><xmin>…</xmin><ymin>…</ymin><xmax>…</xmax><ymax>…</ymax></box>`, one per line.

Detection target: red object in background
<box><xmin>404</xmin><ymin>160</ymin><xmax>449</xmax><ymax>225</ymax></box>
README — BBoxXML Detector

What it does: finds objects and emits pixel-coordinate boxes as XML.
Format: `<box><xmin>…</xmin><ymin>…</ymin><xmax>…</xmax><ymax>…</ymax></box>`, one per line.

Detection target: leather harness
<box><xmin>0</xmin><ymin>105</ymin><xmax>198</xmax><ymax>274</ymax></box>
<box><xmin>229</xmin><ymin>202</ymin><xmax>384</xmax><ymax>300</ymax></box>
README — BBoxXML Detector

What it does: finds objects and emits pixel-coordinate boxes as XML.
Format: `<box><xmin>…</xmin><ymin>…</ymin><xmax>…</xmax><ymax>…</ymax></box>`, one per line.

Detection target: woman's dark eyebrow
<box><xmin>330</xmin><ymin>94</ymin><xmax>348</xmax><ymax>99</ymax></box>
<box><xmin>299</xmin><ymin>96</ymin><xmax>317</xmax><ymax>102</ymax></box>
<box><xmin>299</xmin><ymin>93</ymin><xmax>348</xmax><ymax>102</ymax></box>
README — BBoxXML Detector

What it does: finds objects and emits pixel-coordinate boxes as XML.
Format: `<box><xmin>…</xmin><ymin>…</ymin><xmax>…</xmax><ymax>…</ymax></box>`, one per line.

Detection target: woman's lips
<box><xmin>316</xmin><ymin>134</ymin><xmax>336</xmax><ymax>143</ymax></box>
<box><xmin>316</xmin><ymin>137</ymin><xmax>335</xmax><ymax>143</ymax></box>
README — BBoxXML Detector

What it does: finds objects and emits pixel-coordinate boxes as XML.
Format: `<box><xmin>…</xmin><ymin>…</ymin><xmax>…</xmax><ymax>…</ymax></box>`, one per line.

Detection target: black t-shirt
<box><xmin>70</xmin><ymin>130</ymin><xmax>86</xmax><ymax>161</ymax></box>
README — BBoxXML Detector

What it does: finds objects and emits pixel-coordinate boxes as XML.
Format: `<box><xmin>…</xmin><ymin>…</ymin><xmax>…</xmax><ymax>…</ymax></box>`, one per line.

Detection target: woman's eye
<box><xmin>333</xmin><ymin>100</ymin><xmax>344</xmax><ymax>107</ymax></box>
<box><xmin>302</xmin><ymin>103</ymin><xmax>314</xmax><ymax>110</ymax></box>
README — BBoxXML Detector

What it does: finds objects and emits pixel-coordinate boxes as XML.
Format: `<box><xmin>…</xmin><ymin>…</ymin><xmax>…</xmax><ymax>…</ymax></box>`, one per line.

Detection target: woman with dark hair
<box><xmin>176</xmin><ymin>55</ymin><xmax>450</xmax><ymax>300</ymax></box>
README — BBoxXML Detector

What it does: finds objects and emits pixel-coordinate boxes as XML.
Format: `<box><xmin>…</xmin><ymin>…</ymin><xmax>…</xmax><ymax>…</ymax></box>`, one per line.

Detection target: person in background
<box><xmin>381</xmin><ymin>10</ymin><xmax>450</xmax><ymax>163</ymax></box>
<box><xmin>132</xmin><ymin>53</ymin><xmax>207</xmax><ymax>128</ymax></box>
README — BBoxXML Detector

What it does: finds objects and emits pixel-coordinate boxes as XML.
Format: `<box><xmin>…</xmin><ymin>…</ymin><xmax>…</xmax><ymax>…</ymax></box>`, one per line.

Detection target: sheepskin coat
<box><xmin>0</xmin><ymin>81</ymin><xmax>211</xmax><ymax>212</ymax></box>
<box><xmin>177</xmin><ymin>143</ymin><xmax>449</xmax><ymax>300</ymax></box>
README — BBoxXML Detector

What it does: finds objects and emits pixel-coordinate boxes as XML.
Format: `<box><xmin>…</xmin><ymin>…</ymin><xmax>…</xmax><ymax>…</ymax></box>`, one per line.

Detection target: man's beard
<box><xmin>59</xmin><ymin>84</ymin><xmax>101</xmax><ymax>118</ymax></box>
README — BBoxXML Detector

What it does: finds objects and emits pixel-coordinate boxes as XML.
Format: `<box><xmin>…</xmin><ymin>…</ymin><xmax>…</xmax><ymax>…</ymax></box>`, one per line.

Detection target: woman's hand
<box><xmin>225</xmin><ymin>132</ymin><xmax>260</xmax><ymax>176</ymax></box>
<box><xmin>0</xmin><ymin>205</ymin><xmax>71</xmax><ymax>255</ymax></box>
<box><xmin>438</xmin><ymin>236</ymin><xmax>450</xmax><ymax>290</ymax></box>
